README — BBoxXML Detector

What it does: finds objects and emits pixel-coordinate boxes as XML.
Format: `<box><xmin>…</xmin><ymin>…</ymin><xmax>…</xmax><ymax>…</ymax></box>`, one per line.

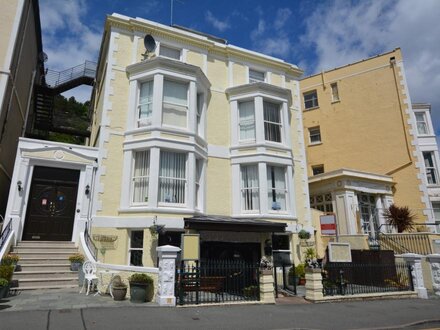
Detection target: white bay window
<box><xmin>159</xmin><ymin>151</ymin><xmax>186</xmax><ymax>204</ymax></box>
<box><xmin>240</xmin><ymin>165</ymin><xmax>260</xmax><ymax>211</ymax></box>
<box><xmin>162</xmin><ymin>80</ymin><xmax>188</xmax><ymax>128</ymax></box>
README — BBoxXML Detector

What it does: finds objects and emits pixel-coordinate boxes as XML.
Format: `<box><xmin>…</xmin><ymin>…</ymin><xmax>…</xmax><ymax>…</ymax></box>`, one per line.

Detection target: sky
<box><xmin>39</xmin><ymin>0</ymin><xmax>440</xmax><ymax>140</ymax></box>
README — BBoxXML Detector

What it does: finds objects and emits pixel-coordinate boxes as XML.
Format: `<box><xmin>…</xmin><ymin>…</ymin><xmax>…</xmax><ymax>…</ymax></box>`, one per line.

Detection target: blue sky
<box><xmin>40</xmin><ymin>0</ymin><xmax>440</xmax><ymax>139</ymax></box>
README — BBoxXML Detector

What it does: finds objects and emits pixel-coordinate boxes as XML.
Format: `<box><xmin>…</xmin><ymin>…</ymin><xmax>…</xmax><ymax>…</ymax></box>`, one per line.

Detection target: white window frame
<box><xmin>159</xmin><ymin>44</ymin><xmax>182</xmax><ymax>60</ymax></box>
<box><xmin>415</xmin><ymin>112</ymin><xmax>429</xmax><ymax>135</ymax></box>
<box><xmin>195</xmin><ymin>158</ymin><xmax>203</xmax><ymax>210</ymax></box>
<box><xmin>238</xmin><ymin>100</ymin><xmax>256</xmax><ymax>143</ymax></box>
<box><xmin>310</xmin><ymin>193</ymin><xmax>333</xmax><ymax>212</ymax></box>
<box><xmin>331</xmin><ymin>82</ymin><xmax>340</xmax><ymax>102</ymax></box>
<box><xmin>128</xmin><ymin>230</ymin><xmax>144</xmax><ymax>266</ymax></box>
<box><xmin>423</xmin><ymin>151</ymin><xmax>439</xmax><ymax>185</ymax></box>
<box><xmin>162</xmin><ymin>79</ymin><xmax>189</xmax><ymax>129</ymax></box>
<box><xmin>158</xmin><ymin>150</ymin><xmax>188</xmax><ymax>207</ymax></box>
<box><xmin>267</xmin><ymin>165</ymin><xmax>288</xmax><ymax>213</ymax></box>
<box><xmin>137</xmin><ymin>80</ymin><xmax>153</xmax><ymax>127</ymax></box>
<box><xmin>309</xmin><ymin>126</ymin><xmax>321</xmax><ymax>145</ymax></box>
<box><xmin>304</xmin><ymin>90</ymin><xmax>319</xmax><ymax>110</ymax></box>
<box><xmin>263</xmin><ymin>101</ymin><xmax>282</xmax><ymax>143</ymax></box>
<box><xmin>240</xmin><ymin>164</ymin><xmax>260</xmax><ymax>212</ymax></box>
<box><xmin>131</xmin><ymin>150</ymin><xmax>150</xmax><ymax>205</ymax></box>
<box><xmin>312</xmin><ymin>165</ymin><xmax>324</xmax><ymax>176</ymax></box>
<box><xmin>249</xmin><ymin>68</ymin><xmax>266</xmax><ymax>83</ymax></box>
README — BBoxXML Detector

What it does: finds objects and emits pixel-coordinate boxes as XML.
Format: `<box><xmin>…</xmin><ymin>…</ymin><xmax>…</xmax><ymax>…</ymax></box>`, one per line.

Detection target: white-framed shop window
<box><xmin>159</xmin><ymin>151</ymin><xmax>187</xmax><ymax>205</ymax></box>
<box><xmin>263</xmin><ymin>101</ymin><xmax>282</xmax><ymax>143</ymax></box>
<box><xmin>239</xmin><ymin>100</ymin><xmax>256</xmax><ymax>142</ymax></box>
<box><xmin>159</xmin><ymin>44</ymin><xmax>181</xmax><ymax>60</ymax></box>
<box><xmin>249</xmin><ymin>69</ymin><xmax>265</xmax><ymax>83</ymax></box>
<box><xmin>162</xmin><ymin>79</ymin><xmax>189</xmax><ymax>128</ymax></box>
<box><xmin>138</xmin><ymin>81</ymin><xmax>153</xmax><ymax>127</ymax></box>
<box><xmin>131</xmin><ymin>150</ymin><xmax>150</xmax><ymax>204</ymax></box>
<box><xmin>267</xmin><ymin>165</ymin><xmax>287</xmax><ymax>211</ymax></box>
<box><xmin>128</xmin><ymin>230</ymin><xmax>144</xmax><ymax>266</ymax></box>
<box><xmin>240</xmin><ymin>164</ymin><xmax>260</xmax><ymax>211</ymax></box>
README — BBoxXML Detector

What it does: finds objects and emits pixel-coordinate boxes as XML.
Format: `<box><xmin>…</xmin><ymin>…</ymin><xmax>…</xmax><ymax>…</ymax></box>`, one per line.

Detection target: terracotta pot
<box><xmin>112</xmin><ymin>286</ymin><xmax>127</xmax><ymax>301</ymax></box>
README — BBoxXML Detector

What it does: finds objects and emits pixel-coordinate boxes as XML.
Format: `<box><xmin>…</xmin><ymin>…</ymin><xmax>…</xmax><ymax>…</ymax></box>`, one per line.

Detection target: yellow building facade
<box><xmin>301</xmin><ymin>49</ymin><xmax>433</xmax><ymax>241</ymax></box>
<box><xmin>88</xmin><ymin>14</ymin><xmax>312</xmax><ymax>267</ymax></box>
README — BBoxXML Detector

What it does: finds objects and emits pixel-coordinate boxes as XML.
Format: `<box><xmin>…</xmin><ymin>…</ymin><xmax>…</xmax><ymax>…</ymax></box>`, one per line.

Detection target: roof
<box><xmin>184</xmin><ymin>215</ymin><xmax>286</xmax><ymax>233</ymax></box>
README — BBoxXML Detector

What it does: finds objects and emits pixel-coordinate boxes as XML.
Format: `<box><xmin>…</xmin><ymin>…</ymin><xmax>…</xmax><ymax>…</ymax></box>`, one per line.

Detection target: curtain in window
<box><xmin>159</xmin><ymin>151</ymin><xmax>186</xmax><ymax>203</ymax></box>
<box><xmin>162</xmin><ymin>80</ymin><xmax>188</xmax><ymax>128</ymax></box>
<box><xmin>267</xmin><ymin>166</ymin><xmax>286</xmax><ymax>211</ymax></box>
<box><xmin>241</xmin><ymin>165</ymin><xmax>259</xmax><ymax>211</ymax></box>
<box><xmin>132</xmin><ymin>151</ymin><xmax>150</xmax><ymax>203</ymax></box>
<box><xmin>264</xmin><ymin>101</ymin><xmax>281</xmax><ymax>142</ymax></box>
<box><xmin>138</xmin><ymin>81</ymin><xmax>153</xmax><ymax>126</ymax></box>
<box><xmin>239</xmin><ymin>101</ymin><xmax>255</xmax><ymax>141</ymax></box>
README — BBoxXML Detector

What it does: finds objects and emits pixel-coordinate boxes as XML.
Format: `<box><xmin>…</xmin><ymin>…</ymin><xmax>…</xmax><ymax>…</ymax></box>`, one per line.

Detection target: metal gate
<box><xmin>175</xmin><ymin>259</ymin><xmax>260</xmax><ymax>305</ymax></box>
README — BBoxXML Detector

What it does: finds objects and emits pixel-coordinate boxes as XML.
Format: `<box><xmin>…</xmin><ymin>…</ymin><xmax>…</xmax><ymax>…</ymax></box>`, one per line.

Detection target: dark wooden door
<box><xmin>23</xmin><ymin>166</ymin><xmax>80</xmax><ymax>241</ymax></box>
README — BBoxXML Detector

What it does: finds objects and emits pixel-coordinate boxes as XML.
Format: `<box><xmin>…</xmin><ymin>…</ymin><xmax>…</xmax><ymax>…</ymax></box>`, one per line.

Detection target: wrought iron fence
<box><xmin>0</xmin><ymin>221</ymin><xmax>12</xmax><ymax>253</ymax></box>
<box><xmin>84</xmin><ymin>225</ymin><xmax>98</xmax><ymax>261</ymax></box>
<box><xmin>322</xmin><ymin>262</ymin><xmax>413</xmax><ymax>296</ymax></box>
<box><xmin>176</xmin><ymin>259</ymin><xmax>260</xmax><ymax>305</ymax></box>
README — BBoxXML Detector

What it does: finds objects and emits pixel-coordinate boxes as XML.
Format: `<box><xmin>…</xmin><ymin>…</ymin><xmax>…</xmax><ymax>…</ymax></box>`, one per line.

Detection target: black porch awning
<box><xmin>184</xmin><ymin>215</ymin><xmax>286</xmax><ymax>233</ymax></box>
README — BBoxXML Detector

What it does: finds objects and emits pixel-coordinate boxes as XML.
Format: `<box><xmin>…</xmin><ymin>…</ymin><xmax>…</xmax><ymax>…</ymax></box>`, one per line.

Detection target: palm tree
<box><xmin>382</xmin><ymin>204</ymin><xmax>416</xmax><ymax>233</ymax></box>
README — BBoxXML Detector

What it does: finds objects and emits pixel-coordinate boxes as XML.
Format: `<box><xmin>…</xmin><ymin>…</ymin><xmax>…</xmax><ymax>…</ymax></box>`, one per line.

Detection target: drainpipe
<box><xmin>22</xmin><ymin>69</ymin><xmax>37</xmax><ymax>136</ymax></box>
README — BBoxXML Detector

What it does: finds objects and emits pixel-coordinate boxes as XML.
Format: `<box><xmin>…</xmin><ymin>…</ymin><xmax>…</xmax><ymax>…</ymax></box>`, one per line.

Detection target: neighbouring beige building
<box><xmin>0</xmin><ymin>0</ymin><xmax>43</xmax><ymax>216</ymax></box>
<box><xmin>301</xmin><ymin>49</ymin><xmax>436</xmax><ymax>245</ymax></box>
<box><xmin>85</xmin><ymin>14</ymin><xmax>312</xmax><ymax>267</ymax></box>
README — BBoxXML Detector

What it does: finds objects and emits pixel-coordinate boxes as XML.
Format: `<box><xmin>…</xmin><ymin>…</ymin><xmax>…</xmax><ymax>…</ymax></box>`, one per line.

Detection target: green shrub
<box><xmin>295</xmin><ymin>264</ymin><xmax>306</xmax><ymax>279</ymax></box>
<box><xmin>129</xmin><ymin>273</ymin><xmax>154</xmax><ymax>284</ymax></box>
<box><xmin>298</xmin><ymin>230</ymin><xmax>311</xmax><ymax>240</ymax></box>
<box><xmin>68</xmin><ymin>253</ymin><xmax>85</xmax><ymax>263</ymax></box>
<box><xmin>1</xmin><ymin>254</ymin><xmax>20</xmax><ymax>265</ymax></box>
<box><xmin>0</xmin><ymin>265</ymin><xmax>14</xmax><ymax>282</ymax></box>
<box><xmin>0</xmin><ymin>278</ymin><xmax>8</xmax><ymax>286</ymax></box>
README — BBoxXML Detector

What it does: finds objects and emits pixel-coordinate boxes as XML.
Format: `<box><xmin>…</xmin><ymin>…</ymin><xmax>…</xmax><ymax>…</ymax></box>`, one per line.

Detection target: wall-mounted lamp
<box><xmin>85</xmin><ymin>184</ymin><xmax>90</xmax><ymax>195</ymax></box>
<box><xmin>17</xmin><ymin>181</ymin><xmax>23</xmax><ymax>192</ymax></box>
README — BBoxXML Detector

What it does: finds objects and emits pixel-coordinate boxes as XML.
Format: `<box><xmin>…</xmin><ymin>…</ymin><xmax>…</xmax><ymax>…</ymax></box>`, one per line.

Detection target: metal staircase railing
<box><xmin>0</xmin><ymin>220</ymin><xmax>12</xmax><ymax>253</ymax></box>
<box><xmin>44</xmin><ymin>61</ymin><xmax>97</xmax><ymax>89</ymax></box>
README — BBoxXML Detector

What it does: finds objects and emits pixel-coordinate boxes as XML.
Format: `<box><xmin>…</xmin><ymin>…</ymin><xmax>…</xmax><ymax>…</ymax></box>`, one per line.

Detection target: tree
<box><xmin>382</xmin><ymin>204</ymin><xmax>416</xmax><ymax>233</ymax></box>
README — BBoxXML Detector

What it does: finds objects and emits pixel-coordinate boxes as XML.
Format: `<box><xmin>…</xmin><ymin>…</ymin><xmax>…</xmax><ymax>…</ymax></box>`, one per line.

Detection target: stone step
<box><xmin>13</xmin><ymin>270</ymin><xmax>78</xmax><ymax>280</ymax></box>
<box><xmin>17</xmin><ymin>283</ymin><xmax>79</xmax><ymax>291</ymax></box>
<box><xmin>13</xmin><ymin>247</ymin><xmax>78</xmax><ymax>254</ymax></box>
<box><xmin>16</xmin><ymin>242</ymin><xmax>76</xmax><ymax>249</ymax></box>
<box><xmin>15</xmin><ymin>252</ymin><xmax>74</xmax><ymax>259</ymax></box>
<box><xmin>17</xmin><ymin>240</ymin><xmax>75</xmax><ymax>245</ymax></box>
<box><xmin>19</xmin><ymin>263</ymin><xmax>71</xmax><ymax>272</ymax></box>
<box><xmin>19</xmin><ymin>257</ymin><xmax>70</xmax><ymax>265</ymax></box>
<box><xmin>17</xmin><ymin>277</ymin><xmax>78</xmax><ymax>289</ymax></box>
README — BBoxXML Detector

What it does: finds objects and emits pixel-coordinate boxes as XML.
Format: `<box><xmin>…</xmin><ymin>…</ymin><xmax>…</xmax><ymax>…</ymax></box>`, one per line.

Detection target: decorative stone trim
<box><xmin>156</xmin><ymin>245</ymin><xmax>181</xmax><ymax>306</ymax></box>
<box><xmin>401</xmin><ymin>253</ymin><xmax>428</xmax><ymax>299</ymax></box>
<box><xmin>305</xmin><ymin>268</ymin><xmax>324</xmax><ymax>301</ymax></box>
<box><xmin>426</xmin><ymin>254</ymin><xmax>440</xmax><ymax>296</ymax></box>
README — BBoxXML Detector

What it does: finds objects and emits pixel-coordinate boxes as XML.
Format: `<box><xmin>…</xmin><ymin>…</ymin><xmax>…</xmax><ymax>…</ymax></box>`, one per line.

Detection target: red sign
<box><xmin>320</xmin><ymin>214</ymin><xmax>337</xmax><ymax>235</ymax></box>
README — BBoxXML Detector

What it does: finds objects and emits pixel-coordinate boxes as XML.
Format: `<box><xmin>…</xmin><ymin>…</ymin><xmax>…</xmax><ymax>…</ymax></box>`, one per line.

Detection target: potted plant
<box><xmin>295</xmin><ymin>263</ymin><xmax>306</xmax><ymax>285</ymax></box>
<box><xmin>68</xmin><ymin>253</ymin><xmax>85</xmax><ymax>271</ymax></box>
<box><xmin>0</xmin><ymin>278</ymin><xmax>9</xmax><ymax>299</ymax></box>
<box><xmin>1</xmin><ymin>253</ymin><xmax>20</xmax><ymax>267</ymax></box>
<box><xmin>0</xmin><ymin>265</ymin><xmax>14</xmax><ymax>283</ymax></box>
<box><xmin>298</xmin><ymin>229</ymin><xmax>311</xmax><ymax>240</ymax></box>
<box><xmin>288</xmin><ymin>266</ymin><xmax>296</xmax><ymax>285</ymax></box>
<box><xmin>383</xmin><ymin>204</ymin><xmax>416</xmax><ymax>233</ymax></box>
<box><xmin>128</xmin><ymin>273</ymin><xmax>154</xmax><ymax>303</ymax></box>
<box><xmin>243</xmin><ymin>285</ymin><xmax>258</xmax><ymax>299</ymax></box>
<box><xmin>111</xmin><ymin>275</ymin><xmax>127</xmax><ymax>301</ymax></box>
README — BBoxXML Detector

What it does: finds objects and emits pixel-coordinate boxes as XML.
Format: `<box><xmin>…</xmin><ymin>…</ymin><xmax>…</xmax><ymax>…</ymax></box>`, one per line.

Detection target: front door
<box><xmin>358</xmin><ymin>193</ymin><xmax>379</xmax><ymax>238</ymax></box>
<box><xmin>23</xmin><ymin>166</ymin><xmax>80</xmax><ymax>241</ymax></box>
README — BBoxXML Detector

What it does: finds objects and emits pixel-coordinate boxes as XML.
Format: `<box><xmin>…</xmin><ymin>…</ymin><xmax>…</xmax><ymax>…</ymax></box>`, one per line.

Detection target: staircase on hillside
<box><xmin>12</xmin><ymin>241</ymin><xmax>79</xmax><ymax>290</ymax></box>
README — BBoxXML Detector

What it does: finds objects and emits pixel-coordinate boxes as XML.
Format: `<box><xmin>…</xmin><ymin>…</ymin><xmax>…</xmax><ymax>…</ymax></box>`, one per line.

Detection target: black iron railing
<box><xmin>84</xmin><ymin>225</ymin><xmax>98</xmax><ymax>261</ymax></box>
<box><xmin>0</xmin><ymin>220</ymin><xmax>12</xmax><ymax>253</ymax></box>
<box><xmin>322</xmin><ymin>262</ymin><xmax>413</xmax><ymax>296</ymax></box>
<box><xmin>176</xmin><ymin>259</ymin><xmax>260</xmax><ymax>305</ymax></box>
<box><xmin>44</xmin><ymin>61</ymin><xmax>97</xmax><ymax>88</ymax></box>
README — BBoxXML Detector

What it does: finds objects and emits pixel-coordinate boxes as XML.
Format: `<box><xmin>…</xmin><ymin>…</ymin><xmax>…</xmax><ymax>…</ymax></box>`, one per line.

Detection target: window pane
<box><xmin>159</xmin><ymin>151</ymin><xmax>186</xmax><ymax>203</ymax></box>
<box><xmin>331</xmin><ymin>83</ymin><xmax>339</xmax><ymax>102</ymax></box>
<box><xmin>267</xmin><ymin>166</ymin><xmax>286</xmax><ymax>211</ymax></box>
<box><xmin>432</xmin><ymin>202</ymin><xmax>440</xmax><ymax>221</ymax></box>
<box><xmin>130</xmin><ymin>250</ymin><xmax>143</xmax><ymax>266</ymax></box>
<box><xmin>309</xmin><ymin>127</ymin><xmax>321</xmax><ymax>143</ymax></box>
<box><xmin>249</xmin><ymin>69</ymin><xmax>265</xmax><ymax>83</ymax></box>
<box><xmin>239</xmin><ymin>101</ymin><xmax>255</xmax><ymax>141</ymax></box>
<box><xmin>312</xmin><ymin>165</ymin><xmax>324</xmax><ymax>175</ymax></box>
<box><xmin>138</xmin><ymin>81</ymin><xmax>153</xmax><ymax>126</ymax></box>
<box><xmin>159</xmin><ymin>45</ymin><xmax>180</xmax><ymax>59</ymax></box>
<box><xmin>424</xmin><ymin>151</ymin><xmax>438</xmax><ymax>184</ymax></box>
<box><xmin>196</xmin><ymin>94</ymin><xmax>203</xmax><ymax>136</ymax></box>
<box><xmin>241</xmin><ymin>165</ymin><xmax>259</xmax><ymax>211</ymax></box>
<box><xmin>264</xmin><ymin>101</ymin><xmax>281</xmax><ymax>142</ymax></box>
<box><xmin>131</xmin><ymin>231</ymin><xmax>144</xmax><ymax>249</ymax></box>
<box><xmin>163</xmin><ymin>80</ymin><xmax>188</xmax><ymax>128</ymax></box>
<box><xmin>132</xmin><ymin>151</ymin><xmax>150</xmax><ymax>203</ymax></box>
<box><xmin>304</xmin><ymin>91</ymin><xmax>318</xmax><ymax>109</ymax></box>
<box><xmin>196</xmin><ymin>159</ymin><xmax>202</xmax><ymax>208</ymax></box>
<box><xmin>415</xmin><ymin>113</ymin><xmax>428</xmax><ymax>134</ymax></box>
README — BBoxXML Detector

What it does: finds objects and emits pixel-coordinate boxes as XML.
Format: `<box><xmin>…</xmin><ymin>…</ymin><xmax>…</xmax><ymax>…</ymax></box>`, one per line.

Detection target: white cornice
<box><xmin>308</xmin><ymin>168</ymin><xmax>394</xmax><ymax>184</ymax></box>
<box><xmin>226</xmin><ymin>82</ymin><xmax>292</xmax><ymax>103</ymax></box>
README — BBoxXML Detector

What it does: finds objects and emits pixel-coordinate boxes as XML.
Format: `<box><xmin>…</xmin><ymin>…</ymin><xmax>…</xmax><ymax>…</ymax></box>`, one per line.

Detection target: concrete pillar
<box><xmin>402</xmin><ymin>253</ymin><xmax>428</xmax><ymax>299</ymax></box>
<box><xmin>305</xmin><ymin>268</ymin><xmax>324</xmax><ymax>301</ymax></box>
<box><xmin>156</xmin><ymin>245</ymin><xmax>181</xmax><ymax>306</ymax></box>
<box><xmin>259</xmin><ymin>270</ymin><xmax>275</xmax><ymax>304</ymax></box>
<box><xmin>426</xmin><ymin>254</ymin><xmax>440</xmax><ymax>296</ymax></box>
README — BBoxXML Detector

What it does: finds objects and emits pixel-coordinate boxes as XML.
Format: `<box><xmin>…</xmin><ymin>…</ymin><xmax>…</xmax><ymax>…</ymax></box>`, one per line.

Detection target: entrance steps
<box><xmin>12</xmin><ymin>241</ymin><xmax>79</xmax><ymax>290</ymax></box>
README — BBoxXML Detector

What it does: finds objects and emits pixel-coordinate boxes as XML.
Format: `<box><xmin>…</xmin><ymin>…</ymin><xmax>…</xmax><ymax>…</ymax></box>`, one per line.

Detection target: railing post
<box><xmin>156</xmin><ymin>245</ymin><xmax>181</xmax><ymax>306</ymax></box>
<box><xmin>305</xmin><ymin>268</ymin><xmax>324</xmax><ymax>301</ymax></box>
<box><xmin>259</xmin><ymin>269</ymin><xmax>275</xmax><ymax>304</ymax></box>
<box><xmin>401</xmin><ymin>253</ymin><xmax>428</xmax><ymax>299</ymax></box>
<box><xmin>426</xmin><ymin>254</ymin><xmax>440</xmax><ymax>297</ymax></box>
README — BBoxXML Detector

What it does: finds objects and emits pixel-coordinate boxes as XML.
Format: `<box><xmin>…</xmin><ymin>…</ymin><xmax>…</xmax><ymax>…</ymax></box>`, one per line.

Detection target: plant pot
<box><xmin>298</xmin><ymin>278</ymin><xmax>306</xmax><ymax>286</ymax></box>
<box><xmin>129</xmin><ymin>282</ymin><xmax>153</xmax><ymax>303</ymax></box>
<box><xmin>70</xmin><ymin>262</ymin><xmax>82</xmax><ymax>271</ymax></box>
<box><xmin>0</xmin><ymin>285</ymin><xmax>9</xmax><ymax>299</ymax></box>
<box><xmin>112</xmin><ymin>286</ymin><xmax>127</xmax><ymax>301</ymax></box>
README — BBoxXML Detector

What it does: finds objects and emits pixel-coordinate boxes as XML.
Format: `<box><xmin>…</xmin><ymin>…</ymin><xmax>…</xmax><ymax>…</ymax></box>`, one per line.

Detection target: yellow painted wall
<box><xmin>0</xmin><ymin>0</ymin><xmax>19</xmax><ymax>65</ymax></box>
<box><xmin>271</xmin><ymin>73</ymin><xmax>283</xmax><ymax>87</ymax></box>
<box><xmin>233</xmin><ymin>62</ymin><xmax>247</xmax><ymax>86</ymax></box>
<box><xmin>207</xmin><ymin>55</ymin><xmax>227</xmax><ymax>90</ymax></box>
<box><xmin>301</xmin><ymin>49</ymin><xmax>426</xmax><ymax>220</ymax></box>
<box><xmin>186</xmin><ymin>50</ymin><xmax>204</xmax><ymax>68</ymax></box>
<box><xmin>206</xmin><ymin>91</ymin><xmax>230</xmax><ymax>146</ymax></box>
<box><xmin>206</xmin><ymin>157</ymin><xmax>231</xmax><ymax>215</ymax></box>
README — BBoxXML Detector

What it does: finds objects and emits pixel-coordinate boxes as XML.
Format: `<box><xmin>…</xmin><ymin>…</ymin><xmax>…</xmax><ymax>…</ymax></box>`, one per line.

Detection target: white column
<box><xmin>230</xmin><ymin>100</ymin><xmax>238</xmax><ymax>146</ymax></box>
<box><xmin>187</xmin><ymin>152</ymin><xmax>196</xmax><ymax>210</ymax></box>
<box><xmin>156</xmin><ymin>245</ymin><xmax>181</xmax><ymax>306</ymax></box>
<box><xmin>255</xmin><ymin>96</ymin><xmax>265</xmax><ymax>144</ymax></box>
<box><xmin>152</xmin><ymin>74</ymin><xmax>164</xmax><ymax>127</ymax></box>
<box><xmin>149</xmin><ymin>147</ymin><xmax>160</xmax><ymax>207</ymax></box>
<box><xmin>402</xmin><ymin>253</ymin><xmax>428</xmax><ymax>299</ymax></box>
<box><xmin>426</xmin><ymin>254</ymin><xmax>440</xmax><ymax>296</ymax></box>
<box><xmin>188</xmin><ymin>81</ymin><xmax>197</xmax><ymax>133</ymax></box>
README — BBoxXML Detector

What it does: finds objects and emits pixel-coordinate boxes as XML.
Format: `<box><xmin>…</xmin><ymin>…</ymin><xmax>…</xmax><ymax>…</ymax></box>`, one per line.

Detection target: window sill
<box><xmin>304</xmin><ymin>106</ymin><xmax>319</xmax><ymax>111</ymax></box>
<box><xmin>119</xmin><ymin>206</ymin><xmax>196</xmax><ymax>214</ymax></box>
<box><xmin>309</xmin><ymin>142</ymin><xmax>322</xmax><ymax>147</ymax></box>
<box><xmin>331</xmin><ymin>100</ymin><xmax>340</xmax><ymax>104</ymax></box>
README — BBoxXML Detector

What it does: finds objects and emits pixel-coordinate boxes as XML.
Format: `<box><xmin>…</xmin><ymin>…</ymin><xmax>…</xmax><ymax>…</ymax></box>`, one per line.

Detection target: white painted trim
<box><xmin>208</xmin><ymin>145</ymin><xmax>230</xmax><ymax>159</ymax></box>
<box><xmin>92</xmin><ymin>216</ymin><xmax>184</xmax><ymax>229</ymax></box>
<box><xmin>96</xmin><ymin>262</ymin><xmax>159</xmax><ymax>274</ymax></box>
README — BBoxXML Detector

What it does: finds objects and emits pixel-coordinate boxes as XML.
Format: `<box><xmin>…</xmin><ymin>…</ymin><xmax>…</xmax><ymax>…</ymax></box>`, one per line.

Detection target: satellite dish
<box><xmin>38</xmin><ymin>52</ymin><xmax>48</xmax><ymax>63</ymax></box>
<box><xmin>144</xmin><ymin>34</ymin><xmax>156</xmax><ymax>53</ymax></box>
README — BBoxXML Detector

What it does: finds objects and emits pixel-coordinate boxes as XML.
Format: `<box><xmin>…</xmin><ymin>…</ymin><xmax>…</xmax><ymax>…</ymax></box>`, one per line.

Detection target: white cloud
<box><xmin>205</xmin><ymin>11</ymin><xmax>230</xmax><ymax>32</ymax></box>
<box><xmin>40</xmin><ymin>0</ymin><xmax>102</xmax><ymax>102</ymax></box>
<box><xmin>250</xmin><ymin>8</ymin><xmax>293</xmax><ymax>58</ymax></box>
<box><xmin>300</xmin><ymin>0</ymin><xmax>440</xmax><ymax>135</ymax></box>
